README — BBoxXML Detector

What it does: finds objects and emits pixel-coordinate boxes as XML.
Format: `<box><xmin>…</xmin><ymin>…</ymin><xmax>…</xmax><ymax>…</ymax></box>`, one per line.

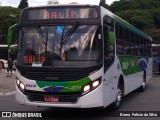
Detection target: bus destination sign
<box><xmin>24</xmin><ymin>8</ymin><xmax>98</xmax><ymax>20</ymax></box>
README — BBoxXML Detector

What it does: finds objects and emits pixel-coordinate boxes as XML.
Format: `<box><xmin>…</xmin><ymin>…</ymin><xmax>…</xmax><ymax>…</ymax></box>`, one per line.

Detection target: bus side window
<box><xmin>103</xmin><ymin>24</ymin><xmax>115</xmax><ymax>72</ymax></box>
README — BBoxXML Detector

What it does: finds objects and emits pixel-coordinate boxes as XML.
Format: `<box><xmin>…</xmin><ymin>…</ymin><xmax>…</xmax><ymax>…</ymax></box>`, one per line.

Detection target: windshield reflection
<box><xmin>17</xmin><ymin>25</ymin><xmax>103</xmax><ymax>68</ymax></box>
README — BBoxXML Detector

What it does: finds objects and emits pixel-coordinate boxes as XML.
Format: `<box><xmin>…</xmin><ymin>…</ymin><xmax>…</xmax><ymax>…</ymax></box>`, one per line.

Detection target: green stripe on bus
<box><xmin>36</xmin><ymin>77</ymin><xmax>91</xmax><ymax>92</ymax></box>
<box><xmin>119</xmin><ymin>56</ymin><xmax>149</xmax><ymax>75</ymax></box>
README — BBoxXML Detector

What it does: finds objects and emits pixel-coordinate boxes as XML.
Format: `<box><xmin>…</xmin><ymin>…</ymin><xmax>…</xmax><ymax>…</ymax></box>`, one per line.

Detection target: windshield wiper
<box><xmin>33</xmin><ymin>23</ymin><xmax>47</xmax><ymax>45</ymax></box>
<box><xmin>59</xmin><ymin>22</ymin><xmax>79</xmax><ymax>56</ymax></box>
<box><xmin>33</xmin><ymin>23</ymin><xmax>49</xmax><ymax>55</ymax></box>
<box><xmin>61</xmin><ymin>22</ymin><xmax>79</xmax><ymax>44</ymax></box>
<box><xmin>45</xmin><ymin>29</ymin><xmax>49</xmax><ymax>52</ymax></box>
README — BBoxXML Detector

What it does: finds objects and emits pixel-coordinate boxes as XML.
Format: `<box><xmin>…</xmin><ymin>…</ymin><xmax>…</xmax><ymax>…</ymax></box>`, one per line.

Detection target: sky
<box><xmin>0</xmin><ymin>0</ymin><xmax>117</xmax><ymax>7</ymax></box>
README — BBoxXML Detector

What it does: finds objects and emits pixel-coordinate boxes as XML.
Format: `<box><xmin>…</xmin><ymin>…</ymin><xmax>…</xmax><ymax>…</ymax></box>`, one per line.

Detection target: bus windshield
<box><xmin>17</xmin><ymin>25</ymin><xmax>103</xmax><ymax>68</ymax></box>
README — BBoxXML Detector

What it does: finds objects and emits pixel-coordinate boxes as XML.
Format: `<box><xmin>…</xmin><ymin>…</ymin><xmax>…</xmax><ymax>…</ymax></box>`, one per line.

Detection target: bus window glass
<box><xmin>116</xmin><ymin>39</ymin><xmax>124</xmax><ymax>55</ymax></box>
<box><xmin>17</xmin><ymin>25</ymin><xmax>103</xmax><ymax>68</ymax></box>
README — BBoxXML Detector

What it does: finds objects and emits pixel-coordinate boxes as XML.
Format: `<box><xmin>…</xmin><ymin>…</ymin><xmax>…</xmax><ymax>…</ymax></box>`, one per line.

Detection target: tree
<box><xmin>109</xmin><ymin>0</ymin><xmax>137</xmax><ymax>13</ymax></box>
<box><xmin>107</xmin><ymin>0</ymin><xmax>160</xmax><ymax>43</ymax></box>
<box><xmin>116</xmin><ymin>10</ymin><xmax>154</xmax><ymax>30</ymax></box>
<box><xmin>109</xmin><ymin>0</ymin><xmax>160</xmax><ymax>12</ymax></box>
<box><xmin>150</xmin><ymin>9</ymin><xmax>160</xmax><ymax>28</ymax></box>
<box><xmin>99</xmin><ymin>0</ymin><xmax>106</xmax><ymax>6</ymax></box>
<box><xmin>18</xmin><ymin>0</ymin><xmax>29</xmax><ymax>9</ymax></box>
<box><xmin>144</xmin><ymin>28</ymin><xmax>160</xmax><ymax>43</ymax></box>
<box><xmin>0</xmin><ymin>7</ymin><xmax>21</xmax><ymax>44</ymax></box>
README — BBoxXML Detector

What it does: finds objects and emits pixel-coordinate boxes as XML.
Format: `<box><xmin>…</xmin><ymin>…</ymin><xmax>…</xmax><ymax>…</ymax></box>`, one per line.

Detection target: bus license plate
<box><xmin>44</xmin><ymin>96</ymin><xmax>59</xmax><ymax>102</ymax></box>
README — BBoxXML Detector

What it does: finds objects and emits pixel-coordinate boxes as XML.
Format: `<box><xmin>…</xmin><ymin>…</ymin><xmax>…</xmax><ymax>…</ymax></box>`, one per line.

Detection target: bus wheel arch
<box><xmin>110</xmin><ymin>75</ymin><xmax>124</xmax><ymax>111</ymax></box>
<box><xmin>118</xmin><ymin>75</ymin><xmax>124</xmax><ymax>96</ymax></box>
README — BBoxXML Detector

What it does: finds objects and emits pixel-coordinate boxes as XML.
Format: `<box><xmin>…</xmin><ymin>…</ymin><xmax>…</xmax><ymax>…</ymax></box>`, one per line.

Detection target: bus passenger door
<box><xmin>103</xmin><ymin>16</ymin><xmax>116</xmax><ymax>107</ymax></box>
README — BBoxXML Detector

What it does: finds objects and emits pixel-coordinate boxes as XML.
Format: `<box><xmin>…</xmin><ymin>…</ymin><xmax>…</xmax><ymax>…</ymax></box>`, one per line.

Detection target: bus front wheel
<box><xmin>110</xmin><ymin>84</ymin><xmax>122</xmax><ymax>111</ymax></box>
<box><xmin>137</xmin><ymin>73</ymin><xmax>146</xmax><ymax>92</ymax></box>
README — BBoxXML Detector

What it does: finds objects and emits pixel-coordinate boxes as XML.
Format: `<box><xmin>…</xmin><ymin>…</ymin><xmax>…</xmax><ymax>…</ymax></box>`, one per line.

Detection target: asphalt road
<box><xmin>0</xmin><ymin>76</ymin><xmax>160</xmax><ymax>120</ymax></box>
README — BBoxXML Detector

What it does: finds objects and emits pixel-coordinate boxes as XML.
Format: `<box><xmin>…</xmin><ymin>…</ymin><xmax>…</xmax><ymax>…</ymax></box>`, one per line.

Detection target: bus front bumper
<box><xmin>15</xmin><ymin>83</ymin><xmax>104</xmax><ymax>108</ymax></box>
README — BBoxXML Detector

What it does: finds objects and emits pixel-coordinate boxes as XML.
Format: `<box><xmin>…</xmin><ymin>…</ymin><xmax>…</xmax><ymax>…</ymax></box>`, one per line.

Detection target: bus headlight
<box><xmin>83</xmin><ymin>85</ymin><xmax>91</xmax><ymax>93</ymax></box>
<box><xmin>82</xmin><ymin>77</ymin><xmax>101</xmax><ymax>95</ymax></box>
<box><xmin>20</xmin><ymin>82</ymin><xmax>25</xmax><ymax>90</ymax></box>
<box><xmin>16</xmin><ymin>78</ymin><xmax>25</xmax><ymax>92</ymax></box>
<box><xmin>92</xmin><ymin>80</ymin><xmax>100</xmax><ymax>88</ymax></box>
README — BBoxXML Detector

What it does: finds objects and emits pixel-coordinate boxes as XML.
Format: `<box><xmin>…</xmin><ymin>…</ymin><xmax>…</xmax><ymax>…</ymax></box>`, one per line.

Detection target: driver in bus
<box><xmin>24</xmin><ymin>40</ymin><xmax>36</xmax><ymax>64</ymax></box>
<box><xmin>25</xmin><ymin>40</ymin><xmax>36</xmax><ymax>55</ymax></box>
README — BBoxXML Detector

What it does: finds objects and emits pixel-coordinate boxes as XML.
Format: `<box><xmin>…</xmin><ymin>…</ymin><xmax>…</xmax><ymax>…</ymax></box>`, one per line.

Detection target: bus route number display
<box><xmin>27</xmin><ymin>8</ymin><xmax>98</xmax><ymax>20</ymax></box>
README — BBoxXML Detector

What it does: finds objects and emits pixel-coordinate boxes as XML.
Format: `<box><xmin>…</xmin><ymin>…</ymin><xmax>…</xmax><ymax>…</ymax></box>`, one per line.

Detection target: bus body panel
<box><xmin>103</xmin><ymin>56</ymin><xmax>120</xmax><ymax>107</ymax></box>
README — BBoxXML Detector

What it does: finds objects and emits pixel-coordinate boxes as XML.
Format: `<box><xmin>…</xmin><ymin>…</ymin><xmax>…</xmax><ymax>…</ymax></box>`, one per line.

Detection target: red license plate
<box><xmin>44</xmin><ymin>96</ymin><xmax>59</xmax><ymax>102</ymax></box>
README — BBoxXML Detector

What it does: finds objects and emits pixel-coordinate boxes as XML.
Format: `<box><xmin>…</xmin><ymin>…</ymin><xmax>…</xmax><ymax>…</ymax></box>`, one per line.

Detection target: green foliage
<box><xmin>144</xmin><ymin>28</ymin><xmax>160</xmax><ymax>43</ymax></box>
<box><xmin>149</xmin><ymin>9</ymin><xmax>160</xmax><ymax>28</ymax></box>
<box><xmin>110</xmin><ymin>0</ymin><xmax>137</xmax><ymax>12</ymax></box>
<box><xmin>110</xmin><ymin>0</ymin><xmax>160</xmax><ymax>12</ymax></box>
<box><xmin>0</xmin><ymin>7</ymin><xmax>21</xmax><ymax>44</ymax></box>
<box><xmin>107</xmin><ymin>0</ymin><xmax>160</xmax><ymax>43</ymax></box>
<box><xmin>116</xmin><ymin>10</ymin><xmax>154</xmax><ymax>30</ymax></box>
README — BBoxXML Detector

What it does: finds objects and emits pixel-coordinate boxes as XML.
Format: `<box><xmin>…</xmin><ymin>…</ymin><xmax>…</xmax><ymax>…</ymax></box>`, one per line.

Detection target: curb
<box><xmin>0</xmin><ymin>91</ymin><xmax>15</xmax><ymax>96</ymax></box>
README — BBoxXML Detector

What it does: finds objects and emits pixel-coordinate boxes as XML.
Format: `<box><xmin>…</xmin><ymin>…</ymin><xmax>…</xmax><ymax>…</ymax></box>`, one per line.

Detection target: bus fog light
<box><xmin>92</xmin><ymin>80</ymin><xmax>100</xmax><ymax>88</ymax></box>
<box><xmin>20</xmin><ymin>82</ymin><xmax>25</xmax><ymax>90</ymax></box>
<box><xmin>83</xmin><ymin>85</ymin><xmax>90</xmax><ymax>92</ymax></box>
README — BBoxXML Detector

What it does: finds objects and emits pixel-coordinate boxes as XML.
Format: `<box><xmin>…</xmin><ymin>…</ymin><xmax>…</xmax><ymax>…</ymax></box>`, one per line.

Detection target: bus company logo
<box><xmin>26</xmin><ymin>84</ymin><xmax>36</xmax><ymax>88</ymax></box>
<box><xmin>137</xmin><ymin>58</ymin><xmax>147</xmax><ymax>70</ymax></box>
<box><xmin>43</xmin><ymin>86</ymin><xmax>64</xmax><ymax>92</ymax></box>
<box><xmin>46</xmin><ymin>77</ymin><xmax>59</xmax><ymax>80</ymax></box>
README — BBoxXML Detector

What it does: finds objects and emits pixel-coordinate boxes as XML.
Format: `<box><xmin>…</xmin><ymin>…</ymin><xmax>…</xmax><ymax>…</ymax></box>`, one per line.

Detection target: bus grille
<box><xmin>17</xmin><ymin>66</ymin><xmax>90</xmax><ymax>81</ymax></box>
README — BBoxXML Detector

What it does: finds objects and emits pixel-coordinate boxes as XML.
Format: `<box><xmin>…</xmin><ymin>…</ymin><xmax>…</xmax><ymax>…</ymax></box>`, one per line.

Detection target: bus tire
<box><xmin>137</xmin><ymin>72</ymin><xmax>146</xmax><ymax>92</ymax></box>
<box><xmin>110</xmin><ymin>83</ymin><xmax>122</xmax><ymax>111</ymax></box>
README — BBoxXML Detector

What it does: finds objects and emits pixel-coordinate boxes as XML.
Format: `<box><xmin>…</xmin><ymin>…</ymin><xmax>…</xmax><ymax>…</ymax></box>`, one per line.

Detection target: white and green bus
<box><xmin>15</xmin><ymin>3</ymin><xmax>152</xmax><ymax>110</ymax></box>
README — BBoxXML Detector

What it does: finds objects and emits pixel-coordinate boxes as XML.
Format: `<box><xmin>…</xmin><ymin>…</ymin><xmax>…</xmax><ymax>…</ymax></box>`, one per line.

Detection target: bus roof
<box><xmin>25</xmin><ymin>4</ymin><xmax>96</xmax><ymax>9</ymax></box>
